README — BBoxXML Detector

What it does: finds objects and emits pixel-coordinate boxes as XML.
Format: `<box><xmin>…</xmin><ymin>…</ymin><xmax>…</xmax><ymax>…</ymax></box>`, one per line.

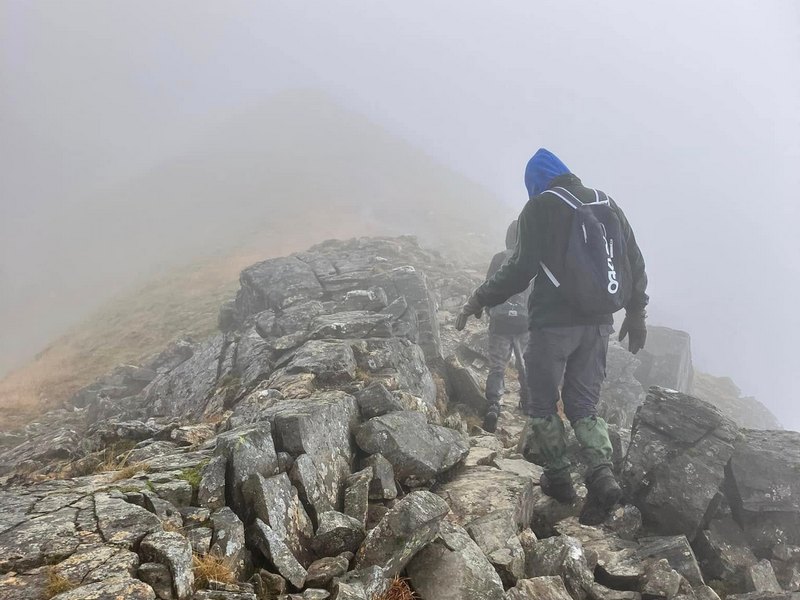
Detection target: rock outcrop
<box><xmin>0</xmin><ymin>236</ymin><xmax>797</xmax><ymax>600</ymax></box>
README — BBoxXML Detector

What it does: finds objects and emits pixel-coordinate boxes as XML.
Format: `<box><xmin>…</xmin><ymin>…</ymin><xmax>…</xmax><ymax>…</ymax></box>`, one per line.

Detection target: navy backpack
<box><xmin>539</xmin><ymin>187</ymin><xmax>632</xmax><ymax>315</ymax></box>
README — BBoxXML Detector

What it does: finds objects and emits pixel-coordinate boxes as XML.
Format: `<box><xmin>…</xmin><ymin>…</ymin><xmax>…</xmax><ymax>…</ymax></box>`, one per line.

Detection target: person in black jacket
<box><xmin>456</xmin><ymin>148</ymin><xmax>648</xmax><ymax>525</ymax></box>
<box><xmin>481</xmin><ymin>220</ymin><xmax>532</xmax><ymax>433</ymax></box>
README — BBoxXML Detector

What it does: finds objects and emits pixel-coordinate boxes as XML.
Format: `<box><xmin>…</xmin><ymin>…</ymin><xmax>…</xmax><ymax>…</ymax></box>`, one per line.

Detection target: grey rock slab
<box><xmin>232</xmin><ymin>326</ymin><xmax>275</xmax><ymax>390</ymax></box>
<box><xmin>51</xmin><ymin>577</ymin><xmax>157</xmax><ymax>599</ymax></box>
<box><xmin>620</xmin><ymin>387</ymin><xmax>739</xmax><ymax>540</ymax></box>
<box><xmin>492</xmin><ymin>457</ymin><xmax>544</xmax><ymax>483</ymax></box>
<box><xmin>466</xmin><ymin>509</ymin><xmax>526</xmax><ymax>587</ymax></box>
<box><xmin>249</xmin><ymin>568</ymin><xmax>287</xmax><ymax>598</ymax></box>
<box><xmin>349</xmin><ymin>337</ymin><xmax>436</xmax><ymax>406</ymax></box>
<box><xmin>354</xmin><ymin>490</ymin><xmax>450</xmax><ymax>579</ymax></box>
<box><xmin>305</xmin><ymin>555</ymin><xmax>350</xmax><ymax>588</ymax></box>
<box><xmin>192</xmin><ymin>591</ymin><xmax>257</xmax><ymax>600</ymax></box>
<box><xmin>354</xmin><ymin>382</ymin><xmax>404</xmax><ymax>420</ymax></box>
<box><xmin>140</xmin><ymin>531</ymin><xmax>195</xmax><ymax>600</ymax></box>
<box><xmin>152</xmin><ymin>479</ymin><xmax>194</xmax><ymax>508</ymax></box>
<box><xmin>363</xmin><ymin>453</ymin><xmax>397</xmax><ymax>501</ymax></box>
<box><xmin>637</xmin><ymin>536</ymin><xmax>705</xmax><ymax>587</ymax></box>
<box><xmin>250</xmin><ymin>519</ymin><xmax>307</xmax><ymax>589</ymax></box>
<box><xmin>465</xmin><ymin>445</ymin><xmax>498</xmax><ymax>467</ymax></box>
<box><xmin>408</xmin><ymin>521</ymin><xmax>505</xmax><ymax>600</ymax></box>
<box><xmin>0</xmin><ymin>506</ymin><xmax>79</xmax><ymax>572</ymax></box>
<box><xmin>141</xmin><ymin>334</ymin><xmax>226</xmax><ymax>420</ymax></box>
<box><xmin>188</xmin><ymin>527</ymin><xmax>213</xmax><ymax>556</ymax></box>
<box><xmin>641</xmin><ymin>558</ymin><xmax>682</xmax><ymax>600</ymax></box>
<box><xmin>727</xmin><ymin>430</ymin><xmax>800</xmax><ymax>554</ymax></box>
<box><xmin>633</xmin><ymin>326</ymin><xmax>694</xmax><ymax>394</ymax></box>
<box><xmin>356</xmin><ymin>411</ymin><xmax>468</xmax><ymax>487</ymax></box>
<box><xmin>506</xmin><ymin>576</ymin><xmax>575</xmax><ymax>600</ymax></box>
<box><xmin>0</xmin><ymin>567</ymin><xmax>49</xmax><ymax>600</ymax></box>
<box><xmin>693</xmin><ymin>517</ymin><xmax>757</xmax><ymax>591</ymax></box>
<box><xmin>526</xmin><ymin>535</ymin><xmax>595</xmax><ymax>600</ymax></box>
<box><xmin>286</xmin><ymin>340</ymin><xmax>357</xmax><ymax>383</ymax></box>
<box><xmin>312</xmin><ymin>511</ymin><xmax>365</xmax><ymax>557</ymax></box>
<box><xmin>290</xmin><ymin>454</ymin><xmax>334</xmax><ymax>526</ymax></box>
<box><xmin>437</xmin><ymin>465</ymin><xmax>538</xmax><ymax>530</ymax></box>
<box><xmin>343</xmin><ymin>468</ymin><xmax>372</xmax><ymax>528</ymax></box>
<box><xmin>445</xmin><ymin>355</ymin><xmax>489</xmax><ymax>415</ymax></box>
<box><xmin>243</xmin><ymin>472</ymin><xmax>313</xmax><ymax>566</ymax></box>
<box><xmin>746</xmin><ymin>560</ymin><xmax>783</xmax><ymax>593</ymax></box>
<box><xmin>236</xmin><ymin>256</ymin><xmax>324</xmax><ymax>317</ymax></box>
<box><xmin>214</xmin><ymin>423</ymin><xmax>279</xmax><ymax>519</ymax></box>
<box><xmin>210</xmin><ymin>507</ymin><xmax>248</xmax><ymax>578</ymax></box>
<box><xmin>54</xmin><ymin>543</ymin><xmax>139</xmax><ymax>585</ymax></box>
<box><xmin>139</xmin><ymin>562</ymin><xmax>175</xmax><ymax>600</ymax></box>
<box><xmin>599</xmin><ymin>341</ymin><xmax>646</xmax><ymax>429</ymax></box>
<box><xmin>310</xmin><ymin>311</ymin><xmax>393</xmax><ymax>339</ymax></box>
<box><xmin>198</xmin><ymin>455</ymin><xmax>227</xmax><ymax>511</ymax></box>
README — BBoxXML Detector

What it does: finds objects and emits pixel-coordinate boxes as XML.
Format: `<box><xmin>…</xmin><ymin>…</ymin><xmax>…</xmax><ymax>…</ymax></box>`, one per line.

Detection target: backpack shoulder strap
<box><xmin>543</xmin><ymin>187</ymin><xmax>579</xmax><ymax>209</ymax></box>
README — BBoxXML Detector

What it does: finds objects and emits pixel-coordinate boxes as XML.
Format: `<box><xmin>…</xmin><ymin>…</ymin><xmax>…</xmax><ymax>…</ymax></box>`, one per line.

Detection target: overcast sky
<box><xmin>2</xmin><ymin>1</ymin><xmax>799</xmax><ymax>428</ymax></box>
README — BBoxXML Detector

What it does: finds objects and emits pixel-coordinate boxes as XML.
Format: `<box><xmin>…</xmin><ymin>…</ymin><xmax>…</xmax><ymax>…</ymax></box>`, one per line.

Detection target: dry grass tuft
<box><xmin>374</xmin><ymin>576</ymin><xmax>417</xmax><ymax>600</ymax></box>
<box><xmin>193</xmin><ymin>553</ymin><xmax>236</xmax><ymax>589</ymax></box>
<box><xmin>107</xmin><ymin>461</ymin><xmax>150</xmax><ymax>482</ymax></box>
<box><xmin>44</xmin><ymin>568</ymin><xmax>76</xmax><ymax>598</ymax></box>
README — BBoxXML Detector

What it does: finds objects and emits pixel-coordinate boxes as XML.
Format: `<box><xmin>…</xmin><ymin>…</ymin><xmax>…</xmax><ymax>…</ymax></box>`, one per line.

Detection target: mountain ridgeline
<box><xmin>0</xmin><ymin>236</ymin><xmax>792</xmax><ymax>600</ymax></box>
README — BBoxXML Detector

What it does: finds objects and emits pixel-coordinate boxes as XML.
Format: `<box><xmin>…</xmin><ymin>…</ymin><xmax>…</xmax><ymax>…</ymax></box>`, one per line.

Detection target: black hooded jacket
<box><xmin>485</xmin><ymin>220</ymin><xmax>531</xmax><ymax>335</ymax></box>
<box><xmin>475</xmin><ymin>174</ymin><xmax>648</xmax><ymax>328</ymax></box>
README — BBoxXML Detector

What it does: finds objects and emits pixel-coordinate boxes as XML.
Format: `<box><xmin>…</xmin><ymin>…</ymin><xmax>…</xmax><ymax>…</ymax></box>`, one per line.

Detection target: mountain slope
<box><xmin>0</xmin><ymin>90</ymin><xmax>508</xmax><ymax>426</ymax></box>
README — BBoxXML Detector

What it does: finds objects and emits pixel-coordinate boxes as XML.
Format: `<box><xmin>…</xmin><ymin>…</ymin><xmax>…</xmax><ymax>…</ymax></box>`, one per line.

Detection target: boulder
<box><xmin>621</xmin><ymin>387</ymin><xmax>739</xmax><ymax>540</ymax></box>
<box><xmin>234</xmin><ymin>256</ymin><xmax>324</xmax><ymax>320</ymax></box>
<box><xmin>285</xmin><ymin>340</ymin><xmax>357</xmax><ymax>384</ymax></box>
<box><xmin>354</xmin><ymin>491</ymin><xmax>450</xmax><ymax>579</ymax></box>
<box><xmin>242</xmin><ymin>473</ymin><xmax>313</xmax><ymax>566</ymax></box>
<box><xmin>140</xmin><ymin>531</ymin><xmax>194</xmax><ymax>600</ymax></box>
<box><xmin>214</xmin><ymin>423</ymin><xmax>279</xmax><ymax>519</ymax></box>
<box><xmin>632</xmin><ymin>326</ymin><xmax>694</xmax><ymax>394</ymax></box>
<box><xmin>210</xmin><ymin>507</ymin><xmax>248</xmax><ymax>578</ymax></box>
<box><xmin>50</xmin><ymin>578</ymin><xmax>157</xmax><ymax>599</ymax></box>
<box><xmin>525</xmin><ymin>535</ymin><xmax>595</xmax><ymax>600</ymax></box>
<box><xmin>637</xmin><ymin>536</ymin><xmax>705</xmax><ymax>587</ymax></box>
<box><xmin>250</xmin><ymin>519</ymin><xmax>307</xmax><ymax>589</ymax></box>
<box><xmin>745</xmin><ymin>561</ymin><xmax>783</xmax><ymax>594</ymax></box>
<box><xmin>641</xmin><ymin>558</ymin><xmax>682</xmax><ymax>600</ymax></box>
<box><xmin>407</xmin><ymin>521</ymin><xmax>505</xmax><ymax>600</ymax></box>
<box><xmin>726</xmin><ymin>430</ymin><xmax>800</xmax><ymax>554</ymax></box>
<box><xmin>54</xmin><ymin>544</ymin><xmax>139</xmax><ymax>585</ymax></box>
<box><xmin>693</xmin><ymin>517</ymin><xmax>757</xmax><ymax>592</ymax></box>
<box><xmin>465</xmin><ymin>509</ymin><xmax>526</xmax><ymax>586</ymax></box>
<box><xmin>362</xmin><ymin>454</ymin><xmax>397</xmax><ymax>501</ymax></box>
<box><xmin>343</xmin><ymin>468</ymin><xmax>372</xmax><ymax>528</ymax></box>
<box><xmin>356</xmin><ymin>411</ymin><xmax>468</xmax><ymax>487</ymax></box>
<box><xmin>354</xmin><ymin>382</ymin><xmax>404</xmax><ymax>420</ymax></box>
<box><xmin>289</xmin><ymin>454</ymin><xmax>334</xmax><ymax>525</ymax></box>
<box><xmin>0</xmin><ymin>506</ymin><xmax>80</xmax><ymax>573</ymax></box>
<box><xmin>312</xmin><ymin>511</ymin><xmax>366</xmax><ymax>557</ymax></box>
<box><xmin>95</xmin><ymin>493</ymin><xmax>162</xmax><ymax>549</ymax></box>
<box><xmin>445</xmin><ymin>355</ymin><xmax>489</xmax><ymax>415</ymax></box>
<box><xmin>137</xmin><ymin>562</ymin><xmax>174</xmax><ymax>599</ymax></box>
<box><xmin>198</xmin><ymin>455</ymin><xmax>227</xmax><ymax>511</ymax></box>
<box><xmin>305</xmin><ymin>556</ymin><xmax>350</xmax><ymax>588</ymax></box>
<box><xmin>506</xmin><ymin>577</ymin><xmax>575</xmax><ymax>600</ymax></box>
<box><xmin>436</xmin><ymin>465</ymin><xmax>538</xmax><ymax>530</ymax></box>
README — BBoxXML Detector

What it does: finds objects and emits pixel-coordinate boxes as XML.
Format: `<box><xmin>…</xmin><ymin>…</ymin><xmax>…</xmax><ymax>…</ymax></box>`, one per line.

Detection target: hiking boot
<box><xmin>580</xmin><ymin>466</ymin><xmax>623</xmax><ymax>525</ymax></box>
<box><xmin>541</xmin><ymin>470</ymin><xmax>577</xmax><ymax>504</ymax></box>
<box><xmin>482</xmin><ymin>409</ymin><xmax>499</xmax><ymax>433</ymax></box>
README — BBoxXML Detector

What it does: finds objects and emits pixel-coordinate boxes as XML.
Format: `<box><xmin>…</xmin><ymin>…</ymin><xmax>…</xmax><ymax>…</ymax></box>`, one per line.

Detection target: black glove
<box><xmin>619</xmin><ymin>311</ymin><xmax>647</xmax><ymax>354</ymax></box>
<box><xmin>455</xmin><ymin>294</ymin><xmax>483</xmax><ymax>331</ymax></box>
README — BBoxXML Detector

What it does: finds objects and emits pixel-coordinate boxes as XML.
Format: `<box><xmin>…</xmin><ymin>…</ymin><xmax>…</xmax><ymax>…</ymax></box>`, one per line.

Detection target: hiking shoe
<box><xmin>579</xmin><ymin>467</ymin><xmax>623</xmax><ymax>525</ymax></box>
<box><xmin>482</xmin><ymin>410</ymin><xmax>499</xmax><ymax>433</ymax></box>
<box><xmin>540</xmin><ymin>471</ymin><xmax>577</xmax><ymax>504</ymax></box>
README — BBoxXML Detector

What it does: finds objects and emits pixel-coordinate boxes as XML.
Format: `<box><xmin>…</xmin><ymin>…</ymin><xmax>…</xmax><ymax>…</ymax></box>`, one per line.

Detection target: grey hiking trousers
<box><xmin>525</xmin><ymin>324</ymin><xmax>613</xmax><ymax>422</ymax></box>
<box><xmin>486</xmin><ymin>332</ymin><xmax>530</xmax><ymax>412</ymax></box>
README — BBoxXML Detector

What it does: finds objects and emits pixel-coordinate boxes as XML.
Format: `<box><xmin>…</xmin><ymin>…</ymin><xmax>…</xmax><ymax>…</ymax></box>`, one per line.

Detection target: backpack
<box><xmin>539</xmin><ymin>187</ymin><xmax>632</xmax><ymax>316</ymax></box>
<box><xmin>489</xmin><ymin>289</ymin><xmax>529</xmax><ymax>332</ymax></box>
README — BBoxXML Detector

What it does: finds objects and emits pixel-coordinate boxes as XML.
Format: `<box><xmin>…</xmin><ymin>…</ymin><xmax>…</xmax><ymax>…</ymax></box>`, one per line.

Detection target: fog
<box><xmin>2</xmin><ymin>1</ymin><xmax>799</xmax><ymax>429</ymax></box>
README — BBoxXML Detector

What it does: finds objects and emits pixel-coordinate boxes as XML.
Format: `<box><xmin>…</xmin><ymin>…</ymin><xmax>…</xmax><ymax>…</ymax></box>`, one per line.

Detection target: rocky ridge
<box><xmin>0</xmin><ymin>236</ymin><xmax>796</xmax><ymax>600</ymax></box>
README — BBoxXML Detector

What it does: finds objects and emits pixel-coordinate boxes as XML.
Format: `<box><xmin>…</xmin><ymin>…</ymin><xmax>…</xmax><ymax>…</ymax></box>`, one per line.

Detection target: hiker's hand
<box><xmin>619</xmin><ymin>311</ymin><xmax>647</xmax><ymax>354</ymax></box>
<box><xmin>455</xmin><ymin>295</ymin><xmax>483</xmax><ymax>331</ymax></box>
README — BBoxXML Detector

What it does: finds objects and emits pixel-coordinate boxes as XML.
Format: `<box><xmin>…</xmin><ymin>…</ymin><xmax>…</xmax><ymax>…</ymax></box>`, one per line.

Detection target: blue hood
<box><xmin>524</xmin><ymin>148</ymin><xmax>570</xmax><ymax>198</ymax></box>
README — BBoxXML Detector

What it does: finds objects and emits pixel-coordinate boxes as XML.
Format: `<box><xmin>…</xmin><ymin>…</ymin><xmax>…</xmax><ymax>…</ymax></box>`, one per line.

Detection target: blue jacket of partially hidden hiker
<box><xmin>475</xmin><ymin>149</ymin><xmax>649</xmax><ymax>327</ymax></box>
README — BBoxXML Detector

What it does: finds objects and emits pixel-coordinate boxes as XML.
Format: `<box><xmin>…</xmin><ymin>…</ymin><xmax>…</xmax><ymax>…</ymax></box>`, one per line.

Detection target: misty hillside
<box><xmin>0</xmin><ymin>91</ymin><xmax>508</xmax><ymax>425</ymax></box>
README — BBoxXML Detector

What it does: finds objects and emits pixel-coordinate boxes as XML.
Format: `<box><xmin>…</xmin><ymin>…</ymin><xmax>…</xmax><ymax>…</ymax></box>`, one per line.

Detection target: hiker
<box><xmin>455</xmin><ymin>148</ymin><xmax>648</xmax><ymax>525</ymax></box>
<box><xmin>480</xmin><ymin>220</ymin><xmax>532</xmax><ymax>433</ymax></box>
